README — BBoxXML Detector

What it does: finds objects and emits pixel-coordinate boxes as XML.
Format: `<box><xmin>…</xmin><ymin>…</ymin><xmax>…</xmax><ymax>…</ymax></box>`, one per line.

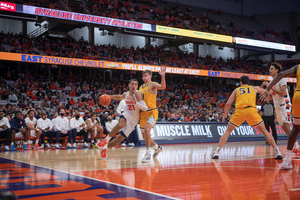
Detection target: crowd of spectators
<box><xmin>0</xmin><ymin>32</ymin><xmax>272</xmax><ymax>75</ymax></box>
<box><xmin>1</xmin><ymin>0</ymin><xmax>293</xmax><ymax>44</ymax></box>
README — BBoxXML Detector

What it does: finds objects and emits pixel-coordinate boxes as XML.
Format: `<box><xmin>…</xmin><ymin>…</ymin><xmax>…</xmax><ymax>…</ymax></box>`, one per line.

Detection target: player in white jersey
<box><xmin>96</xmin><ymin>78</ymin><xmax>148</xmax><ymax>158</ymax></box>
<box><xmin>25</xmin><ymin>110</ymin><xmax>42</xmax><ymax>149</ymax></box>
<box><xmin>263</xmin><ymin>62</ymin><xmax>299</xmax><ymax>151</ymax></box>
<box><xmin>86</xmin><ymin>112</ymin><xmax>103</xmax><ymax>148</ymax></box>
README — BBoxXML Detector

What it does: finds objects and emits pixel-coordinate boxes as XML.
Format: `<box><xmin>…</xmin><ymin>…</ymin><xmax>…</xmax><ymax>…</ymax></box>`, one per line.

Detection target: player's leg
<box><xmin>107</xmin><ymin>134</ymin><xmax>125</xmax><ymax>148</ymax></box>
<box><xmin>10</xmin><ymin>130</ymin><xmax>16</xmax><ymax>151</ymax></box>
<box><xmin>34</xmin><ymin>129</ymin><xmax>42</xmax><ymax>149</ymax></box>
<box><xmin>282</xmin><ymin>92</ymin><xmax>300</xmax><ymax>169</ymax></box>
<box><xmin>270</xmin><ymin>117</ymin><xmax>277</xmax><ymax>144</ymax></box>
<box><xmin>97</xmin><ymin>118</ymin><xmax>126</xmax><ymax>148</ymax></box>
<box><xmin>212</xmin><ymin>110</ymin><xmax>243</xmax><ymax>159</ymax></box>
<box><xmin>212</xmin><ymin>122</ymin><xmax>236</xmax><ymax>159</ymax></box>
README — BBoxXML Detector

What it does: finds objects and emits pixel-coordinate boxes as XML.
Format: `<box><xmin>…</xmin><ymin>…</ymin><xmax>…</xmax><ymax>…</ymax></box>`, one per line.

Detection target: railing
<box><xmin>68</xmin><ymin>30</ymin><xmax>82</xmax><ymax>41</ymax></box>
<box><xmin>28</xmin><ymin>23</ymin><xmax>48</xmax><ymax>38</ymax></box>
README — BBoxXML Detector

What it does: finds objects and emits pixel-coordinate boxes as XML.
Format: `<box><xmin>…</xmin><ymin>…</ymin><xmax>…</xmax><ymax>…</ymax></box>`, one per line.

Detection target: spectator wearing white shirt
<box><xmin>25</xmin><ymin>110</ymin><xmax>42</xmax><ymax>149</ymax></box>
<box><xmin>0</xmin><ymin>110</ymin><xmax>12</xmax><ymax>151</ymax></box>
<box><xmin>105</xmin><ymin>115</ymin><xmax>118</xmax><ymax>134</ymax></box>
<box><xmin>54</xmin><ymin>109</ymin><xmax>73</xmax><ymax>149</ymax></box>
<box><xmin>70</xmin><ymin>111</ymin><xmax>89</xmax><ymax>148</ymax></box>
<box><xmin>9</xmin><ymin>92</ymin><xmax>18</xmax><ymax>102</ymax></box>
<box><xmin>37</xmin><ymin>111</ymin><xmax>54</xmax><ymax>149</ymax></box>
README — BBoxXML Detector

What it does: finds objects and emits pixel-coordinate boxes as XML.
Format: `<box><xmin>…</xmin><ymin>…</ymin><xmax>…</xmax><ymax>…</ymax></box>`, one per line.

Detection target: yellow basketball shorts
<box><xmin>230</xmin><ymin>107</ymin><xmax>263</xmax><ymax>127</ymax></box>
<box><xmin>292</xmin><ymin>91</ymin><xmax>300</xmax><ymax>125</ymax></box>
<box><xmin>140</xmin><ymin>109</ymin><xmax>158</xmax><ymax>129</ymax></box>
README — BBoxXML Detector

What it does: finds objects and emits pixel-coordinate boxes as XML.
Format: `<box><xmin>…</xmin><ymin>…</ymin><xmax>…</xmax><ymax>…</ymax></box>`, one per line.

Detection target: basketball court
<box><xmin>1</xmin><ymin>140</ymin><xmax>300</xmax><ymax>199</ymax></box>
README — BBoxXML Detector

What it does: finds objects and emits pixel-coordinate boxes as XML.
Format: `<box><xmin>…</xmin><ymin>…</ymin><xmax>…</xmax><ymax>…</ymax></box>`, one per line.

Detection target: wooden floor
<box><xmin>0</xmin><ymin>140</ymin><xmax>300</xmax><ymax>199</ymax></box>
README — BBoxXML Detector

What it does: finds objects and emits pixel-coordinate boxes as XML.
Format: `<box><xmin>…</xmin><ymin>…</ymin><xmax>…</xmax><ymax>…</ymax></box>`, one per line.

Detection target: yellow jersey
<box><xmin>139</xmin><ymin>81</ymin><xmax>157</xmax><ymax>110</ymax></box>
<box><xmin>235</xmin><ymin>85</ymin><xmax>256</xmax><ymax>109</ymax></box>
<box><xmin>295</xmin><ymin>65</ymin><xmax>300</xmax><ymax>92</ymax></box>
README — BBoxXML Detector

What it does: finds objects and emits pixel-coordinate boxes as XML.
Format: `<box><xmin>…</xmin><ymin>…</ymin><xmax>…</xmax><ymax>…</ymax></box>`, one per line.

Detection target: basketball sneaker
<box><xmin>23</xmin><ymin>144</ymin><xmax>28</xmax><ymax>150</ymax></box>
<box><xmin>34</xmin><ymin>143</ymin><xmax>42</xmax><ymax>149</ymax></box>
<box><xmin>212</xmin><ymin>152</ymin><xmax>219</xmax><ymax>159</ymax></box>
<box><xmin>45</xmin><ymin>143</ymin><xmax>51</xmax><ymax>149</ymax></box>
<box><xmin>91</xmin><ymin>143</ymin><xmax>97</xmax><ymax>149</ymax></box>
<box><xmin>101</xmin><ymin>148</ymin><xmax>107</xmax><ymax>159</ymax></box>
<box><xmin>27</xmin><ymin>144</ymin><xmax>32</xmax><ymax>150</ymax></box>
<box><xmin>275</xmin><ymin>151</ymin><xmax>283</xmax><ymax>160</ymax></box>
<box><xmin>142</xmin><ymin>153</ymin><xmax>152</xmax><ymax>163</ymax></box>
<box><xmin>10</xmin><ymin>144</ymin><xmax>16</xmax><ymax>151</ymax></box>
<box><xmin>96</xmin><ymin>139</ymin><xmax>108</xmax><ymax>149</ymax></box>
<box><xmin>66</xmin><ymin>143</ymin><xmax>72</xmax><ymax>149</ymax></box>
<box><xmin>281</xmin><ymin>158</ymin><xmax>293</xmax><ymax>169</ymax></box>
<box><xmin>55</xmin><ymin>144</ymin><xmax>60</xmax><ymax>149</ymax></box>
<box><xmin>73</xmin><ymin>143</ymin><xmax>77</xmax><ymax>149</ymax></box>
<box><xmin>153</xmin><ymin>146</ymin><xmax>164</xmax><ymax>158</ymax></box>
<box><xmin>83</xmin><ymin>142</ymin><xmax>89</xmax><ymax>149</ymax></box>
<box><xmin>41</xmin><ymin>144</ymin><xmax>44</xmax><ymax>149</ymax></box>
<box><xmin>5</xmin><ymin>145</ymin><xmax>10</xmax><ymax>151</ymax></box>
<box><xmin>292</xmin><ymin>148</ymin><xmax>299</xmax><ymax>156</ymax></box>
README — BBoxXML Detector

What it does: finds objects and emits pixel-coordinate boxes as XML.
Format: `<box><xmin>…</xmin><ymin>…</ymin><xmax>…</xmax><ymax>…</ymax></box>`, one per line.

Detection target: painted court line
<box><xmin>0</xmin><ymin>156</ymin><xmax>181</xmax><ymax>200</ymax></box>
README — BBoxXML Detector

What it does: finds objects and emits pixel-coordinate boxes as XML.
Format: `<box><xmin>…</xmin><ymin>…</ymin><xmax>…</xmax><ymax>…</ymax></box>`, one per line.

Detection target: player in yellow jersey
<box><xmin>261</xmin><ymin>64</ymin><xmax>300</xmax><ymax>169</ymax></box>
<box><xmin>212</xmin><ymin>76</ymin><xmax>282</xmax><ymax>160</ymax></box>
<box><xmin>139</xmin><ymin>67</ymin><xmax>166</xmax><ymax>163</ymax></box>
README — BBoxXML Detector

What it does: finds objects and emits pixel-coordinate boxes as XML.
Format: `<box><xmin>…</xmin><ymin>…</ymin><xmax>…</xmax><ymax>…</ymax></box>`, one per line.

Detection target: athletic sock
<box><xmin>286</xmin><ymin>150</ymin><xmax>292</xmax><ymax>160</ymax></box>
<box><xmin>216</xmin><ymin>147</ymin><xmax>221</xmax><ymax>153</ymax></box>
<box><xmin>274</xmin><ymin>147</ymin><xmax>279</xmax><ymax>152</ymax></box>
<box><xmin>153</xmin><ymin>143</ymin><xmax>158</xmax><ymax>150</ymax></box>
<box><xmin>106</xmin><ymin>136</ymin><xmax>111</xmax><ymax>141</ymax></box>
<box><xmin>35</xmin><ymin>139</ymin><xmax>39</xmax><ymax>144</ymax></box>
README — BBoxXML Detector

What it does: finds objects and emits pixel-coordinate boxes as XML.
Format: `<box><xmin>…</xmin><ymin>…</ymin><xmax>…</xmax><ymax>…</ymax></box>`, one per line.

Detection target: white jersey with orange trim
<box><xmin>272</xmin><ymin>78</ymin><xmax>291</xmax><ymax>107</ymax></box>
<box><xmin>122</xmin><ymin>90</ymin><xmax>140</xmax><ymax>124</ymax></box>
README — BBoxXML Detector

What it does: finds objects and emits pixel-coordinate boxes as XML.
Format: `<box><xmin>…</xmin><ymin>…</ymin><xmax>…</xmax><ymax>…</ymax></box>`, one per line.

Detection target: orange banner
<box><xmin>0</xmin><ymin>52</ymin><xmax>296</xmax><ymax>83</ymax></box>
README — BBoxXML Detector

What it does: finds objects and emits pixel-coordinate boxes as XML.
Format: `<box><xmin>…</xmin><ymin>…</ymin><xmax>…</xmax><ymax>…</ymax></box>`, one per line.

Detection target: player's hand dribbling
<box><xmin>159</xmin><ymin>66</ymin><xmax>166</xmax><ymax>76</ymax></box>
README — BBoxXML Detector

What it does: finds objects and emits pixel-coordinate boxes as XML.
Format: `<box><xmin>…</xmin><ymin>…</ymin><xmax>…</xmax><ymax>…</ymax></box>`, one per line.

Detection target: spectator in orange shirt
<box><xmin>50</xmin><ymin>83</ymin><xmax>56</xmax><ymax>90</ymax></box>
<box><xmin>27</xmin><ymin>89</ymin><xmax>33</xmax><ymax>98</ymax></box>
<box><xmin>70</xmin><ymin>90</ymin><xmax>76</xmax><ymax>97</ymax></box>
<box><xmin>70</xmin><ymin>98</ymin><xmax>75</xmax><ymax>106</ymax></box>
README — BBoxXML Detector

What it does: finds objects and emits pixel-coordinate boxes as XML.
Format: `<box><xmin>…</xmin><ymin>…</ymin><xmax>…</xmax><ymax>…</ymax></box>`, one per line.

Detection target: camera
<box><xmin>263</xmin><ymin>85</ymin><xmax>267</xmax><ymax>89</ymax></box>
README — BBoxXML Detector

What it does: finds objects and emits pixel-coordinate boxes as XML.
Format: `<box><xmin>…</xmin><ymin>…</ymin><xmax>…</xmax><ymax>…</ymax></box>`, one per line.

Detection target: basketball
<box><xmin>99</xmin><ymin>94</ymin><xmax>111</xmax><ymax>106</ymax></box>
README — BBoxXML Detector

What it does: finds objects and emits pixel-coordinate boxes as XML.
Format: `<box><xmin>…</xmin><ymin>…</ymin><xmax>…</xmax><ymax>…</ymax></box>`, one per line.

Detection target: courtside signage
<box><xmin>234</xmin><ymin>37</ymin><xmax>296</xmax><ymax>52</ymax></box>
<box><xmin>0</xmin><ymin>1</ymin><xmax>16</xmax><ymax>12</ymax></box>
<box><xmin>0</xmin><ymin>52</ymin><xmax>296</xmax><ymax>83</ymax></box>
<box><xmin>137</xmin><ymin>123</ymin><xmax>291</xmax><ymax>141</ymax></box>
<box><xmin>156</xmin><ymin>25</ymin><xmax>232</xmax><ymax>43</ymax></box>
<box><xmin>22</xmin><ymin>5</ymin><xmax>152</xmax><ymax>31</ymax></box>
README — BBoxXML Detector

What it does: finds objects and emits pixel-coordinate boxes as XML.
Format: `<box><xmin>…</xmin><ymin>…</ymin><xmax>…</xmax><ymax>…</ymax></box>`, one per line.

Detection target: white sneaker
<box><xmin>153</xmin><ymin>146</ymin><xmax>164</xmax><ymax>158</ymax></box>
<box><xmin>72</xmin><ymin>143</ymin><xmax>77</xmax><ymax>149</ymax></box>
<box><xmin>83</xmin><ymin>142</ymin><xmax>89</xmax><ymax>149</ymax></box>
<box><xmin>275</xmin><ymin>151</ymin><xmax>283</xmax><ymax>160</ymax></box>
<box><xmin>127</xmin><ymin>142</ymin><xmax>135</xmax><ymax>147</ymax></box>
<box><xmin>40</xmin><ymin>144</ymin><xmax>44</xmax><ymax>149</ymax></box>
<box><xmin>212</xmin><ymin>152</ymin><xmax>219</xmax><ymax>159</ymax></box>
<box><xmin>142</xmin><ymin>153</ymin><xmax>152</xmax><ymax>163</ymax></box>
<box><xmin>55</xmin><ymin>144</ymin><xmax>60</xmax><ymax>149</ymax></box>
<box><xmin>5</xmin><ymin>145</ymin><xmax>10</xmax><ymax>151</ymax></box>
<box><xmin>46</xmin><ymin>143</ymin><xmax>51</xmax><ymax>149</ymax></box>
<box><xmin>120</xmin><ymin>143</ymin><xmax>126</xmax><ymax>147</ymax></box>
<box><xmin>281</xmin><ymin>158</ymin><xmax>293</xmax><ymax>169</ymax></box>
<box><xmin>67</xmin><ymin>143</ymin><xmax>73</xmax><ymax>148</ymax></box>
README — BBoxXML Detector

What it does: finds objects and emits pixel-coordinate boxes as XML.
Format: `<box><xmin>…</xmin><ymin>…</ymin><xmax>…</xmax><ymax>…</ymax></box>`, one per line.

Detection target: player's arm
<box><xmin>152</xmin><ymin>66</ymin><xmax>166</xmax><ymax>90</ymax></box>
<box><xmin>134</xmin><ymin>91</ymin><xmax>148</xmax><ymax>111</ymax></box>
<box><xmin>109</xmin><ymin>92</ymin><xmax>126</xmax><ymax>100</ymax></box>
<box><xmin>25</xmin><ymin>122</ymin><xmax>37</xmax><ymax>131</ymax></box>
<box><xmin>223</xmin><ymin>89</ymin><xmax>236</xmax><ymax>121</ymax></box>
<box><xmin>266</xmin><ymin>65</ymin><xmax>298</xmax><ymax>91</ymax></box>
<box><xmin>260</xmin><ymin>65</ymin><xmax>298</xmax><ymax>99</ymax></box>
<box><xmin>86</xmin><ymin>120</ymin><xmax>95</xmax><ymax>129</ymax></box>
